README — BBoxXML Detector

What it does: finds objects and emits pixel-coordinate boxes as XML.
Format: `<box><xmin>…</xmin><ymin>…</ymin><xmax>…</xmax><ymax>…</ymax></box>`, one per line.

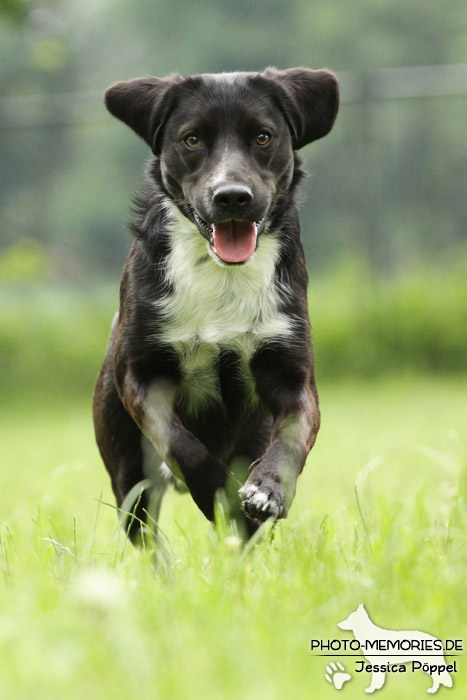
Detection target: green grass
<box><xmin>1</xmin><ymin>375</ymin><xmax>467</xmax><ymax>699</ymax></box>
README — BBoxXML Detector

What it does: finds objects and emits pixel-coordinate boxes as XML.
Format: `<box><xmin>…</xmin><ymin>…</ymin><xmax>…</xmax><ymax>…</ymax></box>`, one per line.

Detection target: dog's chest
<box><xmin>173</xmin><ymin>338</ymin><xmax>257</xmax><ymax>415</ymax></box>
<box><xmin>154</xmin><ymin>214</ymin><xmax>293</xmax><ymax>413</ymax></box>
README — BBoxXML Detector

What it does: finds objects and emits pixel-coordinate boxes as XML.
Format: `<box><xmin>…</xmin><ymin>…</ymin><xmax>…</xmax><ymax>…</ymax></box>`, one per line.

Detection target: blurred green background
<box><xmin>1</xmin><ymin>0</ymin><xmax>466</xmax><ymax>399</ymax></box>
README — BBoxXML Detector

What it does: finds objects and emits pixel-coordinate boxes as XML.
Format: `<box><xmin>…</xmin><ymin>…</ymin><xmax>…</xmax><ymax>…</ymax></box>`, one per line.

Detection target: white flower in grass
<box><xmin>225</xmin><ymin>535</ymin><xmax>242</xmax><ymax>551</ymax></box>
<box><xmin>73</xmin><ymin>567</ymin><xmax>125</xmax><ymax>610</ymax></box>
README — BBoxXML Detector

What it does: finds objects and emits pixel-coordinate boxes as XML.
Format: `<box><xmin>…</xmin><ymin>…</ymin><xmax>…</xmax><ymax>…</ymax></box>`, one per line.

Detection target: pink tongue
<box><xmin>212</xmin><ymin>221</ymin><xmax>257</xmax><ymax>263</ymax></box>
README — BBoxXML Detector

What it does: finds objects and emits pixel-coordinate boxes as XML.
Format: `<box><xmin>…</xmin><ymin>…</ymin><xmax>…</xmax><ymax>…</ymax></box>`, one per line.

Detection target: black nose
<box><xmin>212</xmin><ymin>184</ymin><xmax>253</xmax><ymax>208</ymax></box>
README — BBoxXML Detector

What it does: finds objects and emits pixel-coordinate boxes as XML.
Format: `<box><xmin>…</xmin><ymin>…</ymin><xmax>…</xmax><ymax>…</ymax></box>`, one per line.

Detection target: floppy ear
<box><xmin>263</xmin><ymin>67</ymin><xmax>339</xmax><ymax>149</ymax></box>
<box><xmin>104</xmin><ymin>74</ymin><xmax>183</xmax><ymax>154</ymax></box>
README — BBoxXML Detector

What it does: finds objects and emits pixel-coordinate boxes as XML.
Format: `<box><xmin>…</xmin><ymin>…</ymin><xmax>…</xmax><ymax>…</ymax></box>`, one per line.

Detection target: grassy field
<box><xmin>1</xmin><ymin>375</ymin><xmax>466</xmax><ymax>699</ymax></box>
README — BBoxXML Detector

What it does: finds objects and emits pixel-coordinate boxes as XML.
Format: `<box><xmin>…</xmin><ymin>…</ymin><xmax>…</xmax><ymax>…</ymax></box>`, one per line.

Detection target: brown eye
<box><xmin>256</xmin><ymin>132</ymin><xmax>271</xmax><ymax>146</ymax></box>
<box><xmin>184</xmin><ymin>134</ymin><xmax>201</xmax><ymax>148</ymax></box>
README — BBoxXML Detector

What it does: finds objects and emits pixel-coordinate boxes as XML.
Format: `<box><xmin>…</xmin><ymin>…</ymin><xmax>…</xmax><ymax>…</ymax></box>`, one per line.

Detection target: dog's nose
<box><xmin>212</xmin><ymin>184</ymin><xmax>253</xmax><ymax>208</ymax></box>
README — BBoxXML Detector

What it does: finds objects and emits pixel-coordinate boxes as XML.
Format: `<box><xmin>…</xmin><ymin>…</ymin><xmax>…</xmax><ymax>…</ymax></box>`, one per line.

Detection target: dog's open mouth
<box><xmin>194</xmin><ymin>213</ymin><xmax>259</xmax><ymax>264</ymax></box>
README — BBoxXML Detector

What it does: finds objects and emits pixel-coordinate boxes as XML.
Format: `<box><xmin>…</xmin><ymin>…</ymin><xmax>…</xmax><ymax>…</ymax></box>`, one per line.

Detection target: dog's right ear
<box><xmin>104</xmin><ymin>75</ymin><xmax>183</xmax><ymax>154</ymax></box>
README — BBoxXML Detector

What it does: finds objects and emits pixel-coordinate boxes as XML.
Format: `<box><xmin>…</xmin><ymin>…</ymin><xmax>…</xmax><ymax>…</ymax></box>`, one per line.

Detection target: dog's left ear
<box><xmin>104</xmin><ymin>74</ymin><xmax>183</xmax><ymax>154</ymax></box>
<box><xmin>264</xmin><ymin>67</ymin><xmax>339</xmax><ymax>149</ymax></box>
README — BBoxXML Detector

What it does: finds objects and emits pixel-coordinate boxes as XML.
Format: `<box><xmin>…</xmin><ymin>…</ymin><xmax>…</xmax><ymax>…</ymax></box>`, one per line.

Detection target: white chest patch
<box><xmin>155</xmin><ymin>207</ymin><xmax>293</xmax><ymax>343</ymax></box>
<box><xmin>153</xmin><ymin>207</ymin><xmax>294</xmax><ymax>414</ymax></box>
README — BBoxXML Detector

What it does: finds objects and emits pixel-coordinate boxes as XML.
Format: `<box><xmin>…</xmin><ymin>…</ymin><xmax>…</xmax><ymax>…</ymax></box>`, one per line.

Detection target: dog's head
<box><xmin>105</xmin><ymin>68</ymin><xmax>338</xmax><ymax>265</ymax></box>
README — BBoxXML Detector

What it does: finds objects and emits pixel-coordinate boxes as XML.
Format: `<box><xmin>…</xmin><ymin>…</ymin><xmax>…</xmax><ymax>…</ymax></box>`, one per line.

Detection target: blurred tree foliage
<box><xmin>0</xmin><ymin>0</ymin><xmax>466</xmax><ymax>281</ymax></box>
<box><xmin>0</xmin><ymin>0</ymin><xmax>31</xmax><ymax>23</ymax></box>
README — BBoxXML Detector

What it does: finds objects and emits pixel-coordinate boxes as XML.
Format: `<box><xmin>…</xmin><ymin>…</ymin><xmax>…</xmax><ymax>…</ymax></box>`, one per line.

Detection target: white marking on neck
<box><xmin>154</xmin><ymin>206</ymin><xmax>293</xmax><ymax>345</ymax></box>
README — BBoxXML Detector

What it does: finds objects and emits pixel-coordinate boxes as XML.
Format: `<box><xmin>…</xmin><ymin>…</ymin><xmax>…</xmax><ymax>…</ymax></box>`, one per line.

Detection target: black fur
<box><xmin>93</xmin><ymin>67</ymin><xmax>338</xmax><ymax>540</ymax></box>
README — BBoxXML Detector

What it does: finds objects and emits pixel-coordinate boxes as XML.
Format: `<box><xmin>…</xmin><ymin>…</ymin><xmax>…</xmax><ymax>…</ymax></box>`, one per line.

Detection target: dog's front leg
<box><xmin>119</xmin><ymin>373</ymin><xmax>228</xmax><ymax>521</ymax></box>
<box><xmin>239</xmin><ymin>383</ymin><xmax>320</xmax><ymax>522</ymax></box>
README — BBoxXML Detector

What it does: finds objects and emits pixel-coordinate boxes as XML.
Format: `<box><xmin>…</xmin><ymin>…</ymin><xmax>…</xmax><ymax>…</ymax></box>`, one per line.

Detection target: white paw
<box><xmin>239</xmin><ymin>481</ymin><xmax>284</xmax><ymax>521</ymax></box>
<box><xmin>325</xmin><ymin>661</ymin><xmax>352</xmax><ymax>690</ymax></box>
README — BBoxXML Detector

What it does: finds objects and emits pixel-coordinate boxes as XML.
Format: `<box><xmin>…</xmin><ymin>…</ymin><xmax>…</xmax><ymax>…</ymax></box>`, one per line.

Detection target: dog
<box><xmin>93</xmin><ymin>67</ymin><xmax>339</xmax><ymax>540</ymax></box>
<box><xmin>338</xmin><ymin>603</ymin><xmax>454</xmax><ymax>694</ymax></box>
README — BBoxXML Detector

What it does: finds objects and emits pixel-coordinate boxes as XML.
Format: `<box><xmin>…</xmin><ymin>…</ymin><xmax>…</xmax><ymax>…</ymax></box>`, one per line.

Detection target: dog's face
<box><xmin>158</xmin><ymin>74</ymin><xmax>295</xmax><ymax>264</ymax></box>
<box><xmin>105</xmin><ymin>68</ymin><xmax>338</xmax><ymax>264</ymax></box>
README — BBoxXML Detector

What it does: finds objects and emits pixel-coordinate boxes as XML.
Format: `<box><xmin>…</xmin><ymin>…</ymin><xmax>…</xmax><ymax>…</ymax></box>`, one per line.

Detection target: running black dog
<box><xmin>93</xmin><ymin>67</ymin><xmax>339</xmax><ymax>539</ymax></box>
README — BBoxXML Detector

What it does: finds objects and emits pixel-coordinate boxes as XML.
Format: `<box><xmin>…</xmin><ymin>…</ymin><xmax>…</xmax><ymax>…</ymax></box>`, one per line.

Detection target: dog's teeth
<box><xmin>194</xmin><ymin>213</ymin><xmax>212</xmax><ymax>234</ymax></box>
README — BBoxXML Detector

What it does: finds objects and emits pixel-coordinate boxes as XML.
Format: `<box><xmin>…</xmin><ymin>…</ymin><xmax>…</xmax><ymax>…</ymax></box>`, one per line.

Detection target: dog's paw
<box><xmin>239</xmin><ymin>476</ymin><xmax>285</xmax><ymax>522</ymax></box>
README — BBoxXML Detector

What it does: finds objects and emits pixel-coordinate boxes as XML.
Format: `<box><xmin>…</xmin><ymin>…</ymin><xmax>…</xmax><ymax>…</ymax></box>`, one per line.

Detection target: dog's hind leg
<box><xmin>93</xmin><ymin>341</ymin><xmax>170</xmax><ymax>544</ymax></box>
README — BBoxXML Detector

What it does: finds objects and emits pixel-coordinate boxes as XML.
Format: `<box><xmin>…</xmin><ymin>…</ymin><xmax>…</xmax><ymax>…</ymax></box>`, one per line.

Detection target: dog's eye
<box><xmin>184</xmin><ymin>134</ymin><xmax>201</xmax><ymax>149</ymax></box>
<box><xmin>256</xmin><ymin>132</ymin><xmax>271</xmax><ymax>146</ymax></box>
